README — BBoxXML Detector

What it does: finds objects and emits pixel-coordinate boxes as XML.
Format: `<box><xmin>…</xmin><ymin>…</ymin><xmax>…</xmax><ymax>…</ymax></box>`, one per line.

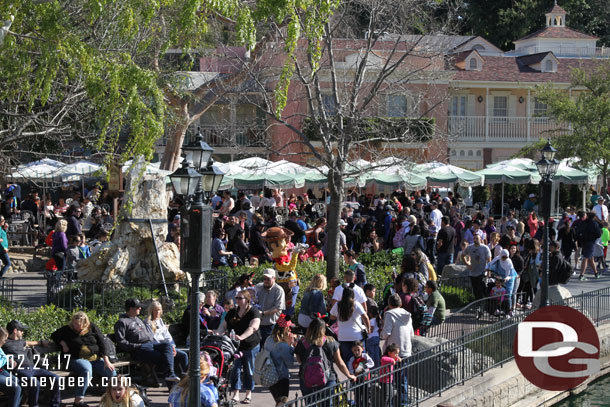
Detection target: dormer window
<box><xmin>542</xmin><ymin>58</ymin><xmax>557</xmax><ymax>72</ymax></box>
<box><xmin>469</xmin><ymin>59</ymin><xmax>478</xmax><ymax>70</ymax></box>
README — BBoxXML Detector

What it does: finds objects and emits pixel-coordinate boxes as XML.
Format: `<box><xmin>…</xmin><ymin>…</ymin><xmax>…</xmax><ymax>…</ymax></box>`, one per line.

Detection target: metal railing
<box><xmin>426</xmin><ymin>292</ymin><xmax>531</xmax><ymax>340</ymax></box>
<box><xmin>0</xmin><ymin>278</ymin><xmax>14</xmax><ymax>302</ymax></box>
<box><xmin>280</xmin><ymin>286</ymin><xmax>610</xmax><ymax>407</ymax></box>
<box><xmin>45</xmin><ymin>269</ymin><xmax>228</xmax><ymax>314</ymax></box>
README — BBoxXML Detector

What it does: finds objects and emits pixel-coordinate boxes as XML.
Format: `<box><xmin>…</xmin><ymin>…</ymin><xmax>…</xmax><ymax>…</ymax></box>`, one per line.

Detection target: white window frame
<box><xmin>493</xmin><ymin>96</ymin><xmax>508</xmax><ymax>122</ymax></box>
<box><xmin>450</xmin><ymin>95</ymin><xmax>467</xmax><ymax>117</ymax></box>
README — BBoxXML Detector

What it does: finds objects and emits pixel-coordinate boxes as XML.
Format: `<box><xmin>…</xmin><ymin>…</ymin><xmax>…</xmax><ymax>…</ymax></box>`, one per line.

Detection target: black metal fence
<box><xmin>437</xmin><ymin>275</ymin><xmax>473</xmax><ymax>309</ymax></box>
<box><xmin>426</xmin><ymin>290</ymin><xmax>536</xmax><ymax>340</ymax></box>
<box><xmin>45</xmin><ymin>269</ymin><xmax>228</xmax><ymax>314</ymax></box>
<box><xmin>0</xmin><ymin>278</ymin><xmax>13</xmax><ymax>302</ymax></box>
<box><xmin>280</xmin><ymin>286</ymin><xmax>610</xmax><ymax>407</ymax></box>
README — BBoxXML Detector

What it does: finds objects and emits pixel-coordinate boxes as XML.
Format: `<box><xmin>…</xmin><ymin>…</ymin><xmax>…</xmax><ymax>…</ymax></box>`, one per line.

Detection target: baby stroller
<box><xmin>201</xmin><ymin>335</ymin><xmax>240</xmax><ymax>407</ymax></box>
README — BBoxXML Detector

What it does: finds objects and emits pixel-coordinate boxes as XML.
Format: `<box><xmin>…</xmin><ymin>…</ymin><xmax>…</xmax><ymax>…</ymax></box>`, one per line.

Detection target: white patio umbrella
<box><xmin>476</xmin><ymin>164</ymin><xmax>540</xmax><ymax>215</ymax></box>
<box><xmin>56</xmin><ymin>160</ymin><xmax>102</xmax><ymax>181</ymax></box>
<box><xmin>413</xmin><ymin>161</ymin><xmax>485</xmax><ymax>187</ymax></box>
<box><xmin>230</xmin><ymin>157</ymin><xmax>273</xmax><ymax>169</ymax></box>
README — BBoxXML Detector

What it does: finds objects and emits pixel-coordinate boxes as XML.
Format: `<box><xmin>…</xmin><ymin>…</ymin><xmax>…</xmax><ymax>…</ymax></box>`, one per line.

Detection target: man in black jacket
<box><xmin>577</xmin><ymin>212</ymin><xmax>602</xmax><ymax>281</ymax></box>
<box><xmin>114</xmin><ymin>298</ymin><xmax>179</xmax><ymax>382</ymax></box>
<box><xmin>284</xmin><ymin>211</ymin><xmax>305</xmax><ymax>244</ymax></box>
<box><xmin>3</xmin><ymin>320</ymin><xmax>61</xmax><ymax>407</ymax></box>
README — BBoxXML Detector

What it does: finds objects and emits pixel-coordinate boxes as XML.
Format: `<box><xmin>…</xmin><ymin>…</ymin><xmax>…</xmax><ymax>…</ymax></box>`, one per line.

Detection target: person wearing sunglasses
<box><xmin>216</xmin><ymin>290</ymin><xmax>261</xmax><ymax>404</ymax></box>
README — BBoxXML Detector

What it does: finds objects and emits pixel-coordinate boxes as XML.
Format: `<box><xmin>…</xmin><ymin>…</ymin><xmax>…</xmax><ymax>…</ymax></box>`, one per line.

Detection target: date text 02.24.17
<box><xmin>6</xmin><ymin>353</ymin><xmax>71</xmax><ymax>370</ymax></box>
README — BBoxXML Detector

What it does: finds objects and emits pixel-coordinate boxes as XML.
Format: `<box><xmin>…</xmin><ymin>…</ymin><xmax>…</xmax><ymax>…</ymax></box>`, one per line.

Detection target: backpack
<box><xmin>300</xmin><ymin>338</ymin><xmax>331</xmax><ymax>389</ymax></box>
<box><xmin>411</xmin><ymin>295</ymin><xmax>432</xmax><ymax>329</ymax></box>
<box><xmin>381</xmin><ymin>282</ymin><xmax>396</xmax><ymax>312</ymax></box>
<box><xmin>556</xmin><ymin>256</ymin><xmax>573</xmax><ymax>285</ymax></box>
<box><xmin>253</xmin><ymin>345</ymin><xmax>279</xmax><ymax>387</ymax></box>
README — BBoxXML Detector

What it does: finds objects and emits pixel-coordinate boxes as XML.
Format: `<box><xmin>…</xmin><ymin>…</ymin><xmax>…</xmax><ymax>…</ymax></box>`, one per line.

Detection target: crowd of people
<box><xmin>1</xmin><ymin>181</ymin><xmax>607</xmax><ymax>406</ymax></box>
<box><xmin>0</xmin><ymin>183</ymin><xmax>114</xmax><ymax>277</ymax></box>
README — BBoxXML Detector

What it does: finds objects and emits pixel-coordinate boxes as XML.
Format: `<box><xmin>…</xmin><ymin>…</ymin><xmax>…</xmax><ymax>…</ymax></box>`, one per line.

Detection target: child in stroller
<box><xmin>489</xmin><ymin>278</ymin><xmax>509</xmax><ymax>316</ymax></box>
<box><xmin>201</xmin><ymin>334</ymin><xmax>240</xmax><ymax>407</ymax></box>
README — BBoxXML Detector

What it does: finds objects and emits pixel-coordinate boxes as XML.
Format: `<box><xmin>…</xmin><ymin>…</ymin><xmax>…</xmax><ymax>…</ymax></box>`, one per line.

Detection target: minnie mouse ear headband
<box><xmin>276</xmin><ymin>314</ymin><xmax>294</xmax><ymax>328</ymax></box>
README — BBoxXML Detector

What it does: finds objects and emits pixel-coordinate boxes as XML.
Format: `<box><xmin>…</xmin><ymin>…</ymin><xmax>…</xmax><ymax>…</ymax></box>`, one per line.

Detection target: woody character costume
<box><xmin>262</xmin><ymin>227</ymin><xmax>300</xmax><ymax>316</ymax></box>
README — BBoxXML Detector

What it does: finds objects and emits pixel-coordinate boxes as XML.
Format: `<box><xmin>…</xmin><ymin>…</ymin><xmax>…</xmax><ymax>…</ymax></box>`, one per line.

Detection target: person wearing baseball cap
<box><xmin>523</xmin><ymin>193</ymin><xmax>536</xmax><ymax>212</ymax></box>
<box><xmin>114</xmin><ymin>298</ymin><xmax>180</xmax><ymax>384</ymax></box>
<box><xmin>262</xmin><ymin>313</ymin><xmax>295</xmax><ymax>405</ymax></box>
<box><xmin>4</xmin><ymin>320</ymin><xmax>61</xmax><ymax>406</ymax></box>
<box><xmin>255</xmin><ymin>268</ymin><xmax>285</xmax><ymax>348</ymax></box>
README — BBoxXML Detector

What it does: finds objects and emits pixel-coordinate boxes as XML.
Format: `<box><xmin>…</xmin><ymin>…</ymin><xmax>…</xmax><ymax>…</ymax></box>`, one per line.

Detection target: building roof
<box><xmin>516</xmin><ymin>52</ymin><xmax>552</xmax><ymax>66</ymax></box>
<box><xmin>547</xmin><ymin>3</ymin><xmax>567</xmax><ymax>14</ymax></box>
<box><xmin>516</xmin><ymin>26</ymin><xmax>598</xmax><ymax>42</ymax></box>
<box><xmin>452</xmin><ymin>56</ymin><xmax>601</xmax><ymax>83</ymax></box>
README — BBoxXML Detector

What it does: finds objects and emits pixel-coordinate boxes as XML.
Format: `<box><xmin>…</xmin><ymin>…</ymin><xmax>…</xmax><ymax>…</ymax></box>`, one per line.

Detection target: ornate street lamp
<box><xmin>536</xmin><ymin>139</ymin><xmax>560</xmax><ymax>308</ymax></box>
<box><xmin>169</xmin><ymin>141</ymin><xmax>223</xmax><ymax>407</ymax></box>
<box><xmin>169</xmin><ymin>158</ymin><xmax>202</xmax><ymax>198</ymax></box>
<box><xmin>183</xmin><ymin>127</ymin><xmax>214</xmax><ymax>171</ymax></box>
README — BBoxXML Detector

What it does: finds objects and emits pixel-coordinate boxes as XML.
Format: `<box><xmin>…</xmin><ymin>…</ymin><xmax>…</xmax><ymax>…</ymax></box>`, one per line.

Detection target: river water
<box><xmin>553</xmin><ymin>375</ymin><xmax>610</xmax><ymax>406</ymax></box>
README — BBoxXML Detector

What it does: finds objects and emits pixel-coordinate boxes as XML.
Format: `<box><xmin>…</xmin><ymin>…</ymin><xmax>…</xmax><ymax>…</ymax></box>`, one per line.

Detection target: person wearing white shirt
<box><xmin>429</xmin><ymin>201</ymin><xmax>443</xmax><ymax>231</ymax></box>
<box><xmin>331</xmin><ymin>269</ymin><xmax>367</xmax><ymax>312</ymax></box>
<box><xmin>593</xmin><ymin>197</ymin><xmax>608</xmax><ymax>222</ymax></box>
<box><xmin>145</xmin><ymin>301</ymin><xmax>188</xmax><ymax>378</ymax></box>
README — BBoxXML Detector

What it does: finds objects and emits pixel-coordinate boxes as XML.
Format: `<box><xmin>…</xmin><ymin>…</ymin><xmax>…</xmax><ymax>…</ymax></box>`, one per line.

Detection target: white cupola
<box><xmin>545</xmin><ymin>1</ymin><xmax>567</xmax><ymax>28</ymax></box>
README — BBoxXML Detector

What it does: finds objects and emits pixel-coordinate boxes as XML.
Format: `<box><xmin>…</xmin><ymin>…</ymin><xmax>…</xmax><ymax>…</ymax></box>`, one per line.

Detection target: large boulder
<box><xmin>533</xmin><ymin>284</ymin><xmax>572</xmax><ymax>308</ymax></box>
<box><xmin>77</xmin><ymin>158</ymin><xmax>186</xmax><ymax>284</ymax></box>
<box><xmin>409</xmin><ymin>334</ymin><xmax>495</xmax><ymax>394</ymax></box>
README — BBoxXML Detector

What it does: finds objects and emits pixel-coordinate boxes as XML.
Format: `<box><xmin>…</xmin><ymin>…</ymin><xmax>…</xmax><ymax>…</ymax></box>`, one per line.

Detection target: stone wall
<box><xmin>420</xmin><ymin>323</ymin><xmax>610</xmax><ymax>407</ymax></box>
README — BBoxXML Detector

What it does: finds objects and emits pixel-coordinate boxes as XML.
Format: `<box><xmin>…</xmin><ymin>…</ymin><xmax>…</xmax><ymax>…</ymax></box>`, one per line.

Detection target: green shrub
<box><xmin>440</xmin><ymin>286</ymin><xmax>475</xmax><ymax>309</ymax></box>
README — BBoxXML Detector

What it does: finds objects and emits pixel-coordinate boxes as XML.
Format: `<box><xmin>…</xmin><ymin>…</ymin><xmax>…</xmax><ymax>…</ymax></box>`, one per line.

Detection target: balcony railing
<box><xmin>508</xmin><ymin>46</ymin><xmax>610</xmax><ymax>58</ymax></box>
<box><xmin>157</xmin><ymin>124</ymin><xmax>267</xmax><ymax>147</ymax></box>
<box><xmin>448</xmin><ymin>116</ymin><xmax>569</xmax><ymax>142</ymax></box>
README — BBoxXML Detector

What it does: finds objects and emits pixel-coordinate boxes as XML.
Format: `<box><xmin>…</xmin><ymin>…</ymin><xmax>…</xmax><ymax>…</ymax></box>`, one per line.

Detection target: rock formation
<box><xmin>77</xmin><ymin>158</ymin><xmax>186</xmax><ymax>284</ymax></box>
<box><xmin>409</xmin><ymin>335</ymin><xmax>495</xmax><ymax>394</ymax></box>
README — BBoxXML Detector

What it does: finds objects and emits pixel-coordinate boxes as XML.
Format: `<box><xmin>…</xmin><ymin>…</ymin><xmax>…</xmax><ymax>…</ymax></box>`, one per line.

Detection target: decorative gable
<box><xmin>465</xmin><ymin>51</ymin><xmax>484</xmax><ymax>71</ymax></box>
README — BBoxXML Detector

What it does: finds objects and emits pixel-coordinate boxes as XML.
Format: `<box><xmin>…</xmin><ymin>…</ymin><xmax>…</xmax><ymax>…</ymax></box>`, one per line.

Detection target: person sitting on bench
<box><xmin>114</xmin><ymin>298</ymin><xmax>180</xmax><ymax>385</ymax></box>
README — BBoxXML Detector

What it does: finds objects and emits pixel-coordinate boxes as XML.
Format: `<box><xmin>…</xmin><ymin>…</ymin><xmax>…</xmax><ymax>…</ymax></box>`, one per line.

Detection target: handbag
<box><xmin>260</xmin><ymin>356</ymin><xmax>280</xmax><ymax>387</ymax></box>
<box><xmin>254</xmin><ymin>343</ymin><xmax>279</xmax><ymax>387</ymax></box>
<box><xmin>356</xmin><ymin>317</ymin><xmax>369</xmax><ymax>341</ymax></box>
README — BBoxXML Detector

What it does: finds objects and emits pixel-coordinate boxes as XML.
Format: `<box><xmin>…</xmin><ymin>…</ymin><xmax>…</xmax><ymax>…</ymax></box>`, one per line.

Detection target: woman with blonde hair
<box><xmin>51</xmin><ymin>311</ymin><xmax>116</xmax><ymax>407</ymax></box>
<box><xmin>297</xmin><ymin>273</ymin><xmax>328</xmax><ymax>328</ymax></box>
<box><xmin>168</xmin><ymin>355</ymin><xmax>219</xmax><ymax>407</ymax></box>
<box><xmin>99</xmin><ymin>375</ymin><xmax>145</xmax><ymax>407</ymax></box>
<box><xmin>52</xmin><ymin>219</ymin><xmax>68</xmax><ymax>270</ymax></box>
<box><xmin>262</xmin><ymin>315</ymin><xmax>296</xmax><ymax>406</ymax></box>
<box><xmin>294</xmin><ymin>317</ymin><xmax>355</xmax><ymax>399</ymax></box>
<box><xmin>145</xmin><ymin>301</ymin><xmax>188</xmax><ymax>378</ymax></box>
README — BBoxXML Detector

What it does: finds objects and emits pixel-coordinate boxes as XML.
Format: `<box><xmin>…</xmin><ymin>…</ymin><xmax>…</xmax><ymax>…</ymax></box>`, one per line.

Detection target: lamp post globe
<box><xmin>536</xmin><ymin>139</ymin><xmax>559</xmax><ymax>308</ymax></box>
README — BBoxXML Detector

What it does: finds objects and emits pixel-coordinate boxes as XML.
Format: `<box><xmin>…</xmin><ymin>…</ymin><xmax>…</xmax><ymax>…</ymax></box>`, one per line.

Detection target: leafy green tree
<box><xmin>0</xmin><ymin>0</ymin><xmax>336</xmax><ymax>169</ymax></box>
<box><xmin>461</xmin><ymin>0</ymin><xmax>610</xmax><ymax>50</ymax></box>
<box><xmin>535</xmin><ymin>61</ymin><xmax>610</xmax><ymax>191</ymax></box>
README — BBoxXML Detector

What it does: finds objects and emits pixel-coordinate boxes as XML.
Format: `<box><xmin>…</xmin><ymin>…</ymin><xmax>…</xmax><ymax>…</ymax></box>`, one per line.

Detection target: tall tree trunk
<box><xmin>325</xmin><ymin>164</ymin><xmax>345</xmax><ymax>280</ymax></box>
<box><xmin>160</xmin><ymin>101</ymin><xmax>190</xmax><ymax>171</ymax></box>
